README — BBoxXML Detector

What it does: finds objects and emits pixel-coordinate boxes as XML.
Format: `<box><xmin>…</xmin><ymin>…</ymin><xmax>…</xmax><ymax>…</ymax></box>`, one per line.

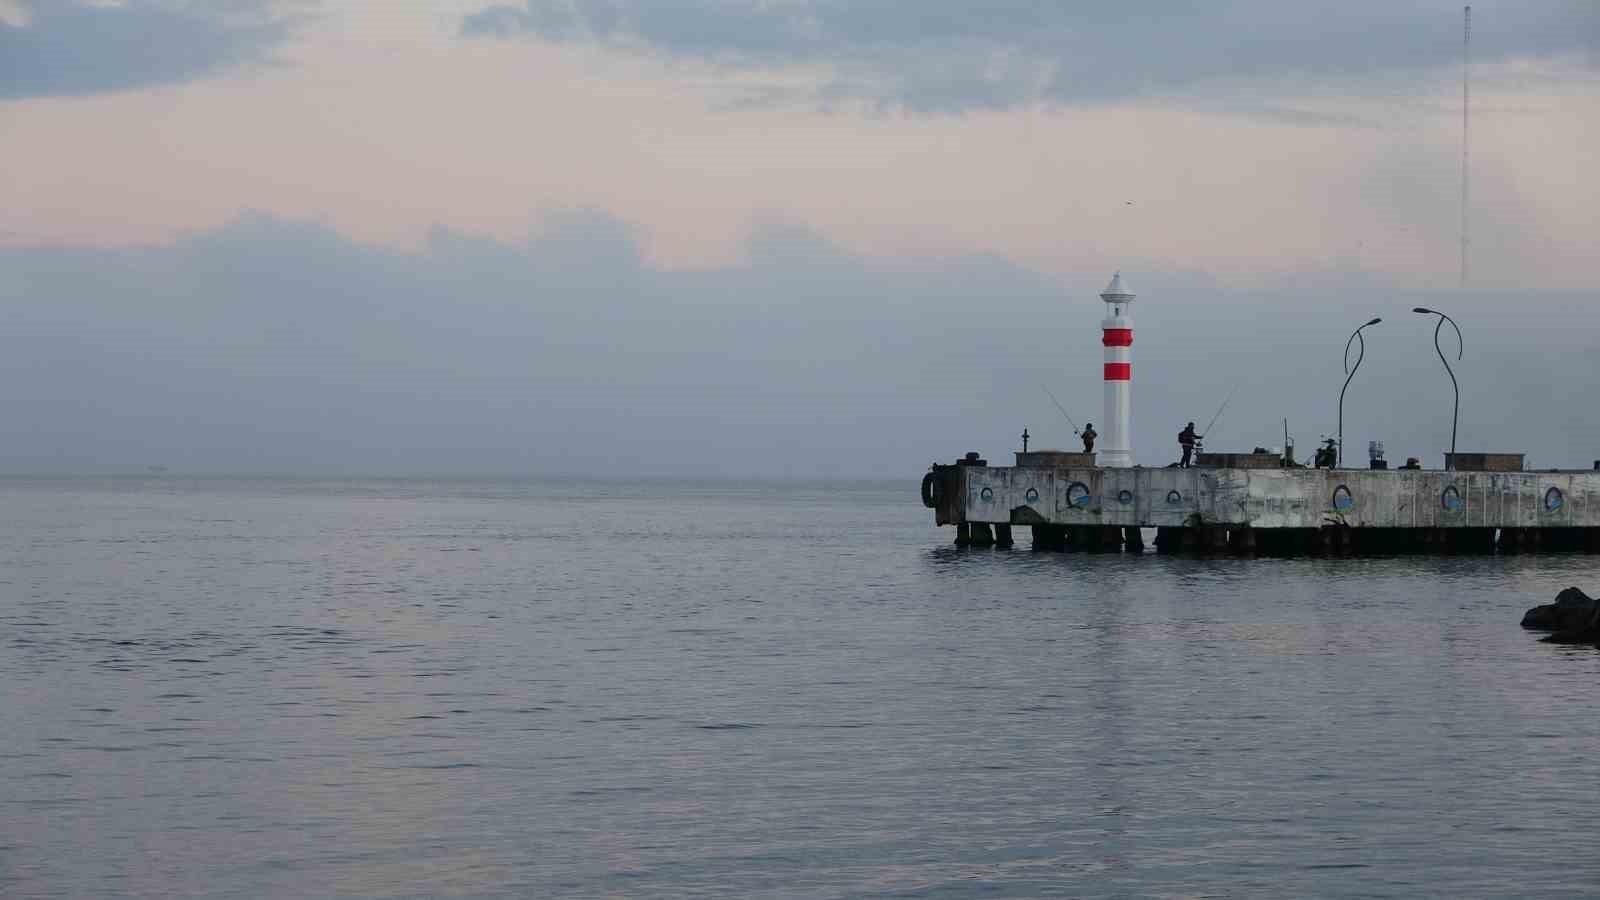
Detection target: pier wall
<box><xmin>953</xmin><ymin>466</ymin><xmax>1600</xmax><ymax>530</ymax></box>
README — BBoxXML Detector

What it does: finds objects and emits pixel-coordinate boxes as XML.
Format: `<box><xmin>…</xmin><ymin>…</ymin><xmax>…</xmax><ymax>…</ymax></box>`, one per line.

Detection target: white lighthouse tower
<box><xmin>1098</xmin><ymin>272</ymin><xmax>1135</xmax><ymax>468</ymax></box>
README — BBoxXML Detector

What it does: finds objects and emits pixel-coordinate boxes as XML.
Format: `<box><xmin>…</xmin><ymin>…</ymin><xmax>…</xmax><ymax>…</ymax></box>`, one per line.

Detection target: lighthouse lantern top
<box><xmin>1100</xmin><ymin>271</ymin><xmax>1134</xmax><ymax>305</ymax></box>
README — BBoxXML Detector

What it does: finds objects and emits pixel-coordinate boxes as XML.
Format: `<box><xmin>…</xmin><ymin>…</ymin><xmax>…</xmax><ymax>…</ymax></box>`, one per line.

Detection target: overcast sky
<box><xmin>2</xmin><ymin>1</ymin><xmax>1596</xmax><ymax>476</ymax></box>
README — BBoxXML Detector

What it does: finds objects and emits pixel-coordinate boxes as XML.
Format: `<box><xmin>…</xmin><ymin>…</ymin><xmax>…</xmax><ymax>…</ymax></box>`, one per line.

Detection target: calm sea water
<box><xmin>3</xmin><ymin>476</ymin><xmax>1599</xmax><ymax>898</ymax></box>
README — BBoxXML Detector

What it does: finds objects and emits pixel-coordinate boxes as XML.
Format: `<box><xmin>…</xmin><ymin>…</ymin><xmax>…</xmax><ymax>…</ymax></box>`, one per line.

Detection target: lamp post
<box><xmin>1338</xmin><ymin>317</ymin><xmax>1383</xmax><ymax>468</ymax></box>
<box><xmin>1414</xmin><ymin>307</ymin><xmax>1463</xmax><ymax>469</ymax></box>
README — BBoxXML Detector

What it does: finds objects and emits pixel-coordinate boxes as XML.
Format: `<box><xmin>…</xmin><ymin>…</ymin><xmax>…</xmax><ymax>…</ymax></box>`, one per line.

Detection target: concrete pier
<box><xmin>926</xmin><ymin>460</ymin><xmax>1600</xmax><ymax>556</ymax></box>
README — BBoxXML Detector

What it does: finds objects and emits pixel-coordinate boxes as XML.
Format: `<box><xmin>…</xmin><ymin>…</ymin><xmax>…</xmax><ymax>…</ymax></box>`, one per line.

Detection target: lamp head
<box><xmin>1365</xmin><ymin>317</ymin><xmax>1382</xmax><ymax>326</ymax></box>
<box><xmin>1412</xmin><ymin>307</ymin><xmax>1434</xmax><ymax>314</ymax></box>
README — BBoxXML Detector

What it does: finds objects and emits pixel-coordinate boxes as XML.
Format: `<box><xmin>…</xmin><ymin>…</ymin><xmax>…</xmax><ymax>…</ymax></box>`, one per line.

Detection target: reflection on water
<box><xmin>2</xmin><ymin>477</ymin><xmax>1599</xmax><ymax>898</ymax></box>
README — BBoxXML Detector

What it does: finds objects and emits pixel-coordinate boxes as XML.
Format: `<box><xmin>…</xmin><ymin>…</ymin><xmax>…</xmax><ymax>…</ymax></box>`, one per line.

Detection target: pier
<box><xmin>922</xmin><ymin>453</ymin><xmax>1600</xmax><ymax>555</ymax></box>
<box><xmin>920</xmin><ymin>271</ymin><xmax>1598</xmax><ymax>555</ymax></box>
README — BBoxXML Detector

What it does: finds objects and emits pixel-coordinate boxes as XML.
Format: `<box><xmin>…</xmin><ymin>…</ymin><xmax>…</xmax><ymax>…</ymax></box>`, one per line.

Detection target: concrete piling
<box><xmin>1123</xmin><ymin>526</ymin><xmax>1146</xmax><ymax>553</ymax></box>
<box><xmin>1153</xmin><ymin>527</ymin><xmax>1181</xmax><ymax>553</ymax></box>
<box><xmin>1229</xmin><ymin>527</ymin><xmax>1257</xmax><ymax>555</ymax></box>
<box><xmin>1011</xmin><ymin>522</ymin><xmax>1600</xmax><ymax>556</ymax></box>
<box><xmin>1030</xmin><ymin>524</ymin><xmax>1066</xmax><ymax>551</ymax></box>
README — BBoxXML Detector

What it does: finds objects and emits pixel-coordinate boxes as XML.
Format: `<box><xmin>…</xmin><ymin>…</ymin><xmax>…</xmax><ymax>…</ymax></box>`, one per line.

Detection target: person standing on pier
<box><xmin>1178</xmin><ymin>422</ymin><xmax>1201</xmax><ymax>468</ymax></box>
<box><xmin>1081</xmin><ymin>423</ymin><xmax>1097</xmax><ymax>454</ymax></box>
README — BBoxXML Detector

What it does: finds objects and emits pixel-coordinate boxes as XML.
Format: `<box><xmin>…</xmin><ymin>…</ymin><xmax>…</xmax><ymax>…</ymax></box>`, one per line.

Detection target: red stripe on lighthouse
<box><xmin>1104</xmin><ymin>363</ymin><xmax>1131</xmax><ymax>381</ymax></box>
<box><xmin>1102</xmin><ymin>328</ymin><xmax>1133</xmax><ymax>347</ymax></box>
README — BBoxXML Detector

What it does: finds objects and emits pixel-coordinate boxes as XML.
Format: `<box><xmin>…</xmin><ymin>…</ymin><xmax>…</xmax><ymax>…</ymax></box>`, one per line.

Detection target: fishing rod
<box><xmin>1200</xmin><ymin>382</ymin><xmax>1240</xmax><ymax>443</ymax></box>
<box><xmin>1039</xmin><ymin>384</ymin><xmax>1081</xmax><ymax>436</ymax></box>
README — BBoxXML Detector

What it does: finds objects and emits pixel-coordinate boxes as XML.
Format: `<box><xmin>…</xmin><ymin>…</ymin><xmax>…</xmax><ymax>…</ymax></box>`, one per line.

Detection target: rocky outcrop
<box><xmin>1522</xmin><ymin>588</ymin><xmax>1600</xmax><ymax>643</ymax></box>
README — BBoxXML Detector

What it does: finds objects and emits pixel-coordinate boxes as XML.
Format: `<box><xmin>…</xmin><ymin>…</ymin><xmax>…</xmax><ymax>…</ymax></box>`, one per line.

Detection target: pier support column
<box><xmin>1314</xmin><ymin>528</ymin><xmax>1334</xmax><ymax>556</ymax></box>
<box><xmin>1154</xmin><ymin>527</ymin><xmax>1180</xmax><ymax>553</ymax></box>
<box><xmin>1477</xmin><ymin>528</ymin><xmax>1498</xmax><ymax>553</ymax></box>
<box><xmin>954</xmin><ymin>523</ymin><xmax>971</xmax><ymax>547</ymax></box>
<box><xmin>1229</xmin><ymin>527</ymin><xmax>1257</xmax><ymax>555</ymax></box>
<box><xmin>1499</xmin><ymin>527</ymin><xmax>1521</xmax><ymax>553</ymax></box>
<box><xmin>1181</xmin><ymin>527</ymin><xmax>1203</xmax><ymax>554</ymax></box>
<box><xmin>1123</xmin><ymin>527</ymin><xmax>1145</xmax><ymax>553</ymax></box>
<box><xmin>994</xmin><ymin>524</ymin><xmax>1014</xmax><ymax>548</ymax></box>
<box><xmin>970</xmin><ymin>522</ymin><xmax>995</xmax><ymax>547</ymax></box>
<box><xmin>1202</xmin><ymin>526</ymin><xmax>1229</xmax><ymax>554</ymax></box>
<box><xmin>1080</xmin><ymin>526</ymin><xmax>1105</xmax><ymax>552</ymax></box>
<box><xmin>1031</xmin><ymin>525</ymin><xmax>1066</xmax><ymax>551</ymax></box>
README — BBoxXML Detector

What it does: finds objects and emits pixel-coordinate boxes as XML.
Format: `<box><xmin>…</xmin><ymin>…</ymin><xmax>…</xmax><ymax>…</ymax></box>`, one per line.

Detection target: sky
<box><xmin>1</xmin><ymin>1</ymin><xmax>1596</xmax><ymax>476</ymax></box>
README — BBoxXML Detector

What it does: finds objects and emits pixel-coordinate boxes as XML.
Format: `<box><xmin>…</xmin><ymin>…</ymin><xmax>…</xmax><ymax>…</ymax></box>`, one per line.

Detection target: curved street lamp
<box><xmin>1414</xmin><ymin>307</ymin><xmax>1464</xmax><ymax>469</ymax></box>
<box><xmin>1338</xmin><ymin>317</ymin><xmax>1383</xmax><ymax>467</ymax></box>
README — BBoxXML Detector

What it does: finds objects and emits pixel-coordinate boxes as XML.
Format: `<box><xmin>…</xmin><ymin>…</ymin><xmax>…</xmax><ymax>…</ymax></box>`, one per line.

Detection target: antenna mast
<box><xmin>1460</xmin><ymin>5</ymin><xmax>1471</xmax><ymax>289</ymax></box>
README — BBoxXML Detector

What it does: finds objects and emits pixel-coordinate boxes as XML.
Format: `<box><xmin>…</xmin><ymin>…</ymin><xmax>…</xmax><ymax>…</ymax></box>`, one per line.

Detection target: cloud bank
<box><xmin>461</xmin><ymin>1</ymin><xmax>1596</xmax><ymax>112</ymax></box>
<box><xmin>0</xmin><ymin>0</ymin><xmax>296</xmax><ymax>100</ymax></box>
<box><xmin>3</xmin><ymin>211</ymin><xmax>1596</xmax><ymax>477</ymax></box>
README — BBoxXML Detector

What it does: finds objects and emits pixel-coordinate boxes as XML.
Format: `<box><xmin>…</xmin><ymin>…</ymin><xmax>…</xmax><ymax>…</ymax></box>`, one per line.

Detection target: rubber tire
<box><xmin>921</xmin><ymin>471</ymin><xmax>943</xmax><ymax>509</ymax></box>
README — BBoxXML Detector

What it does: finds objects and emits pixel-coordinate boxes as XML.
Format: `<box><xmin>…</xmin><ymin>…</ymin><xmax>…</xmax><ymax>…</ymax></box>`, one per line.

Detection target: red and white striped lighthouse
<box><xmin>1099</xmin><ymin>272</ymin><xmax>1135</xmax><ymax>467</ymax></box>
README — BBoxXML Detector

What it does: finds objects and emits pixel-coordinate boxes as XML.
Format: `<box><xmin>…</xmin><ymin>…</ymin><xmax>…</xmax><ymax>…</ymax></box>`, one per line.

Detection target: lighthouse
<box><xmin>1099</xmin><ymin>272</ymin><xmax>1135</xmax><ymax>468</ymax></box>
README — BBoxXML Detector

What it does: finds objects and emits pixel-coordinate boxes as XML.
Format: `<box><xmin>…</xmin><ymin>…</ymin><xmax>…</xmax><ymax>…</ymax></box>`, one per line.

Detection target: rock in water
<box><xmin>1522</xmin><ymin>587</ymin><xmax>1600</xmax><ymax>643</ymax></box>
<box><xmin>1521</xmin><ymin>587</ymin><xmax>1598</xmax><ymax>631</ymax></box>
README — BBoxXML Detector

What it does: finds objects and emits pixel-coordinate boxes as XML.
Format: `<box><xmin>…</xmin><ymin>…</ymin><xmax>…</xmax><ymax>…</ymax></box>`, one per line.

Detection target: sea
<box><xmin>3</xmin><ymin>475</ymin><xmax>1599</xmax><ymax>898</ymax></box>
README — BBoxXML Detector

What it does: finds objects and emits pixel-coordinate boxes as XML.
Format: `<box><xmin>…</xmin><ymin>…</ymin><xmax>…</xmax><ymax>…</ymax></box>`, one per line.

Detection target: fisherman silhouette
<box><xmin>1081</xmin><ymin>423</ymin><xmax>1097</xmax><ymax>453</ymax></box>
<box><xmin>1179</xmin><ymin>422</ymin><xmax>1201</xmax><ymax>468</ymax></box>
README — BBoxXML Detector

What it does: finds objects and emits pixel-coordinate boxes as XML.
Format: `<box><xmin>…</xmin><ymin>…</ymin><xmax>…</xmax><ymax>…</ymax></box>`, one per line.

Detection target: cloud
<box><xmin>461</xmin><ymin>1</ymin><xmax>1597</xmax><ymax>112</ymax></box>
<box><xmin>0</xmin><ymin>0</ymin><xmax>298</xmax><ymax>100</ymax></box>
<box><xmin>2</xmin><ymin>210</ymin><xmax>1596</xmax><ymax>476</ymax></box>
